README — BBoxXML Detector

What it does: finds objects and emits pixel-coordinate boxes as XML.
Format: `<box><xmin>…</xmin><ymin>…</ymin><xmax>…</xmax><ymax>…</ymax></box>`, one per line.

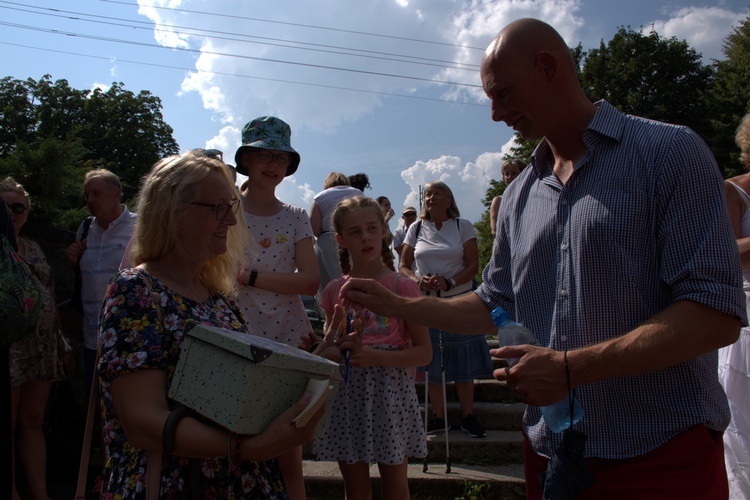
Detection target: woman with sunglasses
<box><xmin>97</xmin><ymin>151</ymin><xmax>327</xmax><ymax>498</ymax></box>
<box><xmin>2</xmin><ymin>176</ymin><xmax>66</xmax><ymax>500</ymax></box>
<box><xmin>234</xmin><ymin>116</ymin><xmax>319</xmax><ymax>500</ymax></box>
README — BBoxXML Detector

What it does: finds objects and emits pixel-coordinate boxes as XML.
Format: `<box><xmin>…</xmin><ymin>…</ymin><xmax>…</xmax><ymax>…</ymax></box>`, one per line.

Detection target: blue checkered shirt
<box><xmin>476</xmin><ymin>100</ymin><xmax>747</xmax><ymax>459</ymax></box>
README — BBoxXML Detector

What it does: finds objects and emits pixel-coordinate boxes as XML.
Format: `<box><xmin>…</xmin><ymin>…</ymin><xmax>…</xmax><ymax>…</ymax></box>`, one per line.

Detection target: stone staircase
<box><xmin>302</xmin><ymin>339</ymin><xmax>528</xmax><ymax>499</ymax></box>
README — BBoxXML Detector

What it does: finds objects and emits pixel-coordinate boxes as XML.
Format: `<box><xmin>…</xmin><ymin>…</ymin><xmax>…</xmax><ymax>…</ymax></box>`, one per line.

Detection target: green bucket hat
<box><xmin>234</xmin><ymin>116</ymin><xmax>301</xmax><ymax>176</ymax></box>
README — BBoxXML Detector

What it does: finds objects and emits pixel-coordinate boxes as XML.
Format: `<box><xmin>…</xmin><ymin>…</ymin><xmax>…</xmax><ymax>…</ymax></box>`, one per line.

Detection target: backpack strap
<box><xmin>414</xmin><ymin>220</ymin><xmax>422</xmax><ymax>239</ymax></box>
<box><xmin>80</xmin><ymin>216</ymin><xmax>94</xmax><ymax>241</ymax></box>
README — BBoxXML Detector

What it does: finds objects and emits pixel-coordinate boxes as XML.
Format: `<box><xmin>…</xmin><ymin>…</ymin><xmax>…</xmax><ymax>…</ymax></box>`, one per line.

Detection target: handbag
<box><xmin>69</xmin><ymin>216</ymin><xmax>94</xmax><ymax>314</ymax></box>
<box><xmin>0</xmin><ymin>234</ymin><xmax>42</xmax><ymax>347</ymax></box>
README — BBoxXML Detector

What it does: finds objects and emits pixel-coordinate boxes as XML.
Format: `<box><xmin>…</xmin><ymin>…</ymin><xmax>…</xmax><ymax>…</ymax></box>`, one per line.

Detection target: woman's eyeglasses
<box><xmin>8</xmin><ymin>203</ymin><xmax>28</xmax><ymax>215</ymax></box>
<box><xmin>253</xmin><ymin>150</ymin><xmax>291</xmax><ymax>166</ymax></box>
<box><xmin>190</xmin><ymin>199</ymin><xmax>240</xmax><ymax>220</ymax></box>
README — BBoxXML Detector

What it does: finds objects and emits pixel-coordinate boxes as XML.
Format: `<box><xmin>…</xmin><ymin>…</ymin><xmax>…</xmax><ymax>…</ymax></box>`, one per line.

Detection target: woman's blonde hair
<box><xmin>737</xmin><ymin>113</ymin><xmax>750</xmax><ymax>169</ymax></box>
<box><xmin>131</xmin><ymin>151</ymin><xmax>254</xmax><ymax>296</ymax></box>
<box><xmin>0</xmin><ymin>176</ymin><xmax>30</xmax><ymax>207</ymax></box>
<box><xmin>420</xmin><ymin>180</ymin><xmax>460</xmax><ymax>220</ymax></box>
<box><xmin>331</xmin><ymin>196</ymin><xmax>395</xmax><ymax>275</ymax></box>
<box><xmin>323</xmin><ymin>172</ymin><xmax>350</xmax><ymax>189</ymax></box>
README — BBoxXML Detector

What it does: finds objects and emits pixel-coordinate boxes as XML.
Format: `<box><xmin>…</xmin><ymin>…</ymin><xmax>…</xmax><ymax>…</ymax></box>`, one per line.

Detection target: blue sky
<box><xmin>1</xmin><ymin>0</ymin><xmax>747</xmax><ymax>228</ymax></box>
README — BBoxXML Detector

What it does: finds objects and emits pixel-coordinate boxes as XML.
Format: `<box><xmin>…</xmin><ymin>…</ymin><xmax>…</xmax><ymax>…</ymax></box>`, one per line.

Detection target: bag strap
<box><xmin>80</xmin><ymin>216</ymin><xmax>94</xmax><ymax>241</ymax></box>
<box><xmin>75</xmin><ymin>271</ymin><xmax>165</xmax><ymax>500</ymax></box>
<box><xmin>141</xmin><ymin>274</ymin><xmax>164</xmax><ymax>499</ymax></box>
<box><xmin>74</xmin><ymin>377</ymin><xmax>98</xmax><ymax>500</ymax></box>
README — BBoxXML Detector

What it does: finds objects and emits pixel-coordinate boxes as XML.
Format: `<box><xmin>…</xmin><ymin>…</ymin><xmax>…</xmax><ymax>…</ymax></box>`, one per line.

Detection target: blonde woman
<box><xmin>721</xmin><ymin>112</ymin><xmax>750</xmax><ymax>500</ymax></box>
<box><xmin>97</xmin><ymin>151</ymin><xmax>326</xmax><ymax>498</ymax></box>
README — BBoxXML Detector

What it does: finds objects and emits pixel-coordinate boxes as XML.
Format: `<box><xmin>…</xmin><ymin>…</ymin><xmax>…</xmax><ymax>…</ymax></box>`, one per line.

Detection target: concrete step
<box><xmin>420</xmin><ymin>401</ymin><xmax>525</xmax><ymax>432</ymax></box>
<box><xmin>303</xmin><ymin>427</ymin><xmax>524</xmax><ymax>465</ymax></box>
<box><xmin>416</xmin><ymin>377</ymin><xmax>519</xmax><ymax>403</ymax></box>
<box><xmin>302</xmin><ymin>459</ymin><xmax>526</xmax><ymax>499</ymax></box>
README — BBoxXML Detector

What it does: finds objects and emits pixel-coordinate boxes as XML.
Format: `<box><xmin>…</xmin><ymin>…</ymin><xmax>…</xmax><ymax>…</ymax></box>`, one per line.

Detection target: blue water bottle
<box><xmin>491</xmin><ymin>307</ymin><xmax>583</xmax><ymax>433</ymax></box>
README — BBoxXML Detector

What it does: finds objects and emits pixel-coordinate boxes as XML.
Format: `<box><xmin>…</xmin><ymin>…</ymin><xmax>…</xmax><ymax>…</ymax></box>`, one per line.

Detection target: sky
<box><xmin>1</xmin><ymin>0</ymin><xmax>748</xmax><ymax>230</ymax></box>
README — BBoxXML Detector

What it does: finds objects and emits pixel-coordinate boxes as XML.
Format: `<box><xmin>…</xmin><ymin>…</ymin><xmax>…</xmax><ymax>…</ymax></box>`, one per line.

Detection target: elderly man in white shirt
<box><xmin>66</xmin><ymin>168</ymin><xmax>137</xmax><ymax>391</ymax></box>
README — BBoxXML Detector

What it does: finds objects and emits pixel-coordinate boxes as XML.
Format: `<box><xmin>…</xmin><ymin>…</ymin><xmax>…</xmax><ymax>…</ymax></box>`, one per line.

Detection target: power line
<box><xmin>97</xmin><ymin>0</ymin><xmax>486</xmax><ymax>51</ymax></box>
<box><xmin>0</xmin><ymin>1</ymin><xmax>481</xmax><ymax>71</ymax></box>
<box><xmin>0</xmin><ymin>20</ymin><xmax>482</xmax><ymax>88</ymax></box>
<box><xmin>1</xmin><ymin>41</ymin><xmax>489</xmax><ymax>108</ymax></box>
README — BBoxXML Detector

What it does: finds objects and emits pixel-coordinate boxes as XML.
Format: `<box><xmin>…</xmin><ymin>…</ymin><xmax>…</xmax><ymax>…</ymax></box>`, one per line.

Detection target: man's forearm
<box><xmin>569</xmin><ymin>300</ymin><xmax>741</xmax><ymax>389</ymax></box>
<box><xmin>392</xmin><ymin>292</ymin><xmax>495</xmax><ymax>335</ymax></box>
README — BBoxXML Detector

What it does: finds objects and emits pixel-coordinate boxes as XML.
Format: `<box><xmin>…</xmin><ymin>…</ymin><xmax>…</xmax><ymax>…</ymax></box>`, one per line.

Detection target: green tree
<box><xmin>706</xmin><ymin>17</ymin><xmax>750</xmax><ymax>177</ymax></box>
<box><xmin>474</xmin><ymin>134</ymin><xmax>538</xmax><ymax>279</ymax></box>
<box><xmin>580</xmin><ymin>27</ymin><xmax>713</xmax><ymax>137</ymax></box>
<box><xmin>0</xmin><ymin>76</ymin><xmax>179</xmax><ymax>230</ymax></box>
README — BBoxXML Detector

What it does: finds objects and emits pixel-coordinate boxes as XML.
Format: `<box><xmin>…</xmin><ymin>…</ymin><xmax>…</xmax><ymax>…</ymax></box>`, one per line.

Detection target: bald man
<box><xmin>340</xmin><ymin>18</ymin><xmax>745</xmax><ymax>498</ymax></box>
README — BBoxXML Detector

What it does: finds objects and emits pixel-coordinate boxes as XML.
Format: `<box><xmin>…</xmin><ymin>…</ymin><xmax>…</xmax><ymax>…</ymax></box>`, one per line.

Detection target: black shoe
<box><xmin>426</xmin><ymin>415</ymin><xmax>446</xmax><ymax>435</ymax></box>
<box><xmin>460</xmin><ymin>414</ymin><xmax>486</xmax><ymax>438</ymax></box>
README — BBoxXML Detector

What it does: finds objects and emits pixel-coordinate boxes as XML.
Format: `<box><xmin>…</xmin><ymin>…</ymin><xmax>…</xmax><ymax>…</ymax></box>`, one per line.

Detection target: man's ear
<box><xmin>534</xmin><ymin>50</ymin><xmax>557</xmax><ymax>81</ymax></box>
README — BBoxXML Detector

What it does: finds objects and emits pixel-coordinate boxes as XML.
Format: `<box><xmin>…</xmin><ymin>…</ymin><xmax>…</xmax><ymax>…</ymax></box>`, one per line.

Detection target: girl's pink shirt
<box><xmin>321</xmin><ymin>272</ymin><xmax>420</xmax><ymax>348</ymax></box>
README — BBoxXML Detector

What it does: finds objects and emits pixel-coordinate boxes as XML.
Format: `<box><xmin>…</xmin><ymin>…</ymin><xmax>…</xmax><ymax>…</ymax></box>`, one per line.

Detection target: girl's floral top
<box><xmin>97</xmin><ymin>268</ymin><xmax>288</xmax><ymax>499</ymax></box>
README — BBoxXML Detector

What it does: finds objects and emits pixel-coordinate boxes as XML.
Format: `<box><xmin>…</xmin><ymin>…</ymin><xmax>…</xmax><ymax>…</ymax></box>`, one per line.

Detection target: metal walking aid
<box><xmin>439</xmin><ymin>327</ymin><xmax>451</xmax><ymax>473</ymax></box>
<box><xmin>422</xmin><ymin>362</ymin><xmax>430</xmax><ymax>472</ymax></box>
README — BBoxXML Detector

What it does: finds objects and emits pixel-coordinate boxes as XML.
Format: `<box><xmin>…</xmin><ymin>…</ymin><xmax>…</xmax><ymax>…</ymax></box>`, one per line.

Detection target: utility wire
<box><xmin>1</xmin><ymin>41</ymin><xmax>489</xmax><ymax>108</ymax></box>
<box><xmin>0</xmin><ymin>21</ymin><xmax>482</xmax><ymax>88</ymax></box>
<box><xmin>97</xmin><ymin>0</ymin><xmax>486</xmax><ymax>51</ymax></box>
<box><xmin>0</xmin><ymin>1</ymin><xmax>480</xmax><ymax>70</ymax></box>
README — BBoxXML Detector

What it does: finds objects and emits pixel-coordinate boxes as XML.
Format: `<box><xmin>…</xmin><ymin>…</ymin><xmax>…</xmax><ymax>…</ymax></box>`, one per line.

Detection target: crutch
<box><xmin>423</xmin><ymin>287</ymin><xmax>432</xmax><ymax>473</ymax></box>
<box><xmin>439</xmin><ymin>327</ymin><xmax>451</xmax><ymax>473</ymax></box>
<box><xmin>422</xmin><ymin>362</ymin><xmax>430</xmax><ymax>473</ymax></box>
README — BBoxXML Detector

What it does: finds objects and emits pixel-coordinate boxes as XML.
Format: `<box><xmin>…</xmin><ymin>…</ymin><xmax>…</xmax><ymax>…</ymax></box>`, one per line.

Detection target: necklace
<box><xmin>156</xmin><ymin>262</ymin><xmax>207</xmax><ymax>303</ymax></box>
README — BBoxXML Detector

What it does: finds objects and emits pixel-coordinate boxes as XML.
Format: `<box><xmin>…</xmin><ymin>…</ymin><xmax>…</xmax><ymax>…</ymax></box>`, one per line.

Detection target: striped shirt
<box><xmin>475</xmin><ymin>100</ymin><xmax>746</xmax><ymax>459</ymax></box>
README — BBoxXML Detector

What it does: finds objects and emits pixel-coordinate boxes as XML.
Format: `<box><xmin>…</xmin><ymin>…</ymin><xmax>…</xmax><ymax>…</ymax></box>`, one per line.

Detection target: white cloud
<box><xmin>400</xmin><ymin>151</ymin><xmax>506</xmax><ymax>221</ymax></box>
<box><xmin>438</xmin><ymin>0</ymin><xmax>585</xmax><ymax>103</ymax></box>
<box><xmin>91</xmin><ymin>82</ymin><xmax>111</xmax><ymax>93</ymax></box>
<box><xmin>137</xmin><ymin>0</ymin><xmax>191</xmax><ymax>49</ymax></box>
<box><xmin>650</xmin><ymin>6</ymin><xmax>746</xmax><ymax>61</ymax></box>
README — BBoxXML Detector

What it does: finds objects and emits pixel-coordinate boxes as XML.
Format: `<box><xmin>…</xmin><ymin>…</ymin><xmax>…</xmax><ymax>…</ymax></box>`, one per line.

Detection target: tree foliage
<box><xmin>0</xmin><ymin>75</ymin><xmax>179</xmax><ymax>231</ymax></box>
<box><xmin>473</xmin><ymin>134</ymin><xmax>537</xmax><ymax>279</ymax></box>
<box><xmin>707</xmin><ymin>17</ymin><xmax>750</xmax><ymax>176</ymax></box>
<box><xmin>580</xmin><ymin>27</ymin><xmax>713</xmax><ymax>137</ymax></box>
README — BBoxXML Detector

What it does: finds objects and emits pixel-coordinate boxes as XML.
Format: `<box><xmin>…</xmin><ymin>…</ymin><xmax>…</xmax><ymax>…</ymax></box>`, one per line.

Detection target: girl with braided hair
<box><xmin>312</xmin><ymin>196</ymin><xmax>431</xmax><ymax>499</ymax></box>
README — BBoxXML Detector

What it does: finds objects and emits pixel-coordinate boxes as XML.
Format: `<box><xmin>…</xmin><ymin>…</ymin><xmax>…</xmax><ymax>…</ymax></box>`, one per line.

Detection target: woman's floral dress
<box><xmin>98</xmin><ymin>268</ymin><xmax>288</xmax><ymax>499</ymax></box>
<box><xmin>10</xmin><ymin>237</ymin><xmax>65</xmax><ymax>385</ymax></box>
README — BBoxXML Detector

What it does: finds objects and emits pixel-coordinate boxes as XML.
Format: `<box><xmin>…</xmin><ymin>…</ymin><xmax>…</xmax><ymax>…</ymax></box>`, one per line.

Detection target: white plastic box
<box><xmin>168</xmin><ymin>324</ymin><xmax>342</xmax><ymax>435</ymax></box>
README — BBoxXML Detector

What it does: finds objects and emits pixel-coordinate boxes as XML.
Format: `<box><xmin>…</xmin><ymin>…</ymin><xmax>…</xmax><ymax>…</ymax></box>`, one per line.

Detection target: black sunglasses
<box><xmin>8</xmin><ymin>203</ymin><xmax>28</xmax><ymax>215</ymax></box>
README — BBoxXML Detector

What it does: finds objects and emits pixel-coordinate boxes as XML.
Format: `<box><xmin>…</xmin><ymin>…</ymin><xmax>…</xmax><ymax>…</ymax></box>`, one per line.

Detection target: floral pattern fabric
<box><xmin>98</xmin><ymin>268</ymin><xmax>287</xmax><ymax>499</ymax></box>
<box><xmin>10</xmin><ymin>237</ymin><xmax>65</xmax><ymax>385</ymax></box>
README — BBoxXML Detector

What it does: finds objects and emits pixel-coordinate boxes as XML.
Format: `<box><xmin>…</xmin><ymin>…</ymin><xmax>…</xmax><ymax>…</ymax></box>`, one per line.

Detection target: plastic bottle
<box><xmin>491</xmin><ymin>306</ymin><xmax>583</xmax><ymax>433</ymax></box>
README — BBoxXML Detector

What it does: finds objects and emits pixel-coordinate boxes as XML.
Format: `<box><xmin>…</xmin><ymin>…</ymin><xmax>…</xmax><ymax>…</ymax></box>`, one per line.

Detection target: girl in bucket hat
<box><xmin>234</xmin><ymin>116</ymin><xmax>301</xmax><ymax>177</ymax></box>
<box><xmin>234</xmin><ymin>116</ymin><xmax>318</xmax><ymax>500</ymax></box>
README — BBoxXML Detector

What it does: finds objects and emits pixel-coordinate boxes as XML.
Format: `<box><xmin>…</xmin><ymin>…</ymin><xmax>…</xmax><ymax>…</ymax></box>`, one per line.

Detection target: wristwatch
<box><xmin>446</xmin><ymin>277</ymin><xmax>456</xmax><ymax>291</ymax></box>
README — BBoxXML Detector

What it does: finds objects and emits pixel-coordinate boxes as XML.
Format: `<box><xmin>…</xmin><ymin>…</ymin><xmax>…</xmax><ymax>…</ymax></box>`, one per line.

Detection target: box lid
<box><xmin>185</xmin><ymin>324</ymin><xmax>343</xmax><ymax>380</ymax></box>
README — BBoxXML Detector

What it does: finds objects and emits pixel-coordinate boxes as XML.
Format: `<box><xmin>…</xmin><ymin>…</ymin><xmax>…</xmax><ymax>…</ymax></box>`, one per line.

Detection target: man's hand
<box><xmin>338</xmin><ymin>277</ymin><xmax>399</xmax><ymax>317</ymax></box>
<box><xmin>491</xmin><ymin>345</ymin><xmax>568</xmax><ymax>407</ymax></box>
<box><xmin>66</xmin><ymin>240</ymin><xmax>86</xmax><ymax>267</ymax></box>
